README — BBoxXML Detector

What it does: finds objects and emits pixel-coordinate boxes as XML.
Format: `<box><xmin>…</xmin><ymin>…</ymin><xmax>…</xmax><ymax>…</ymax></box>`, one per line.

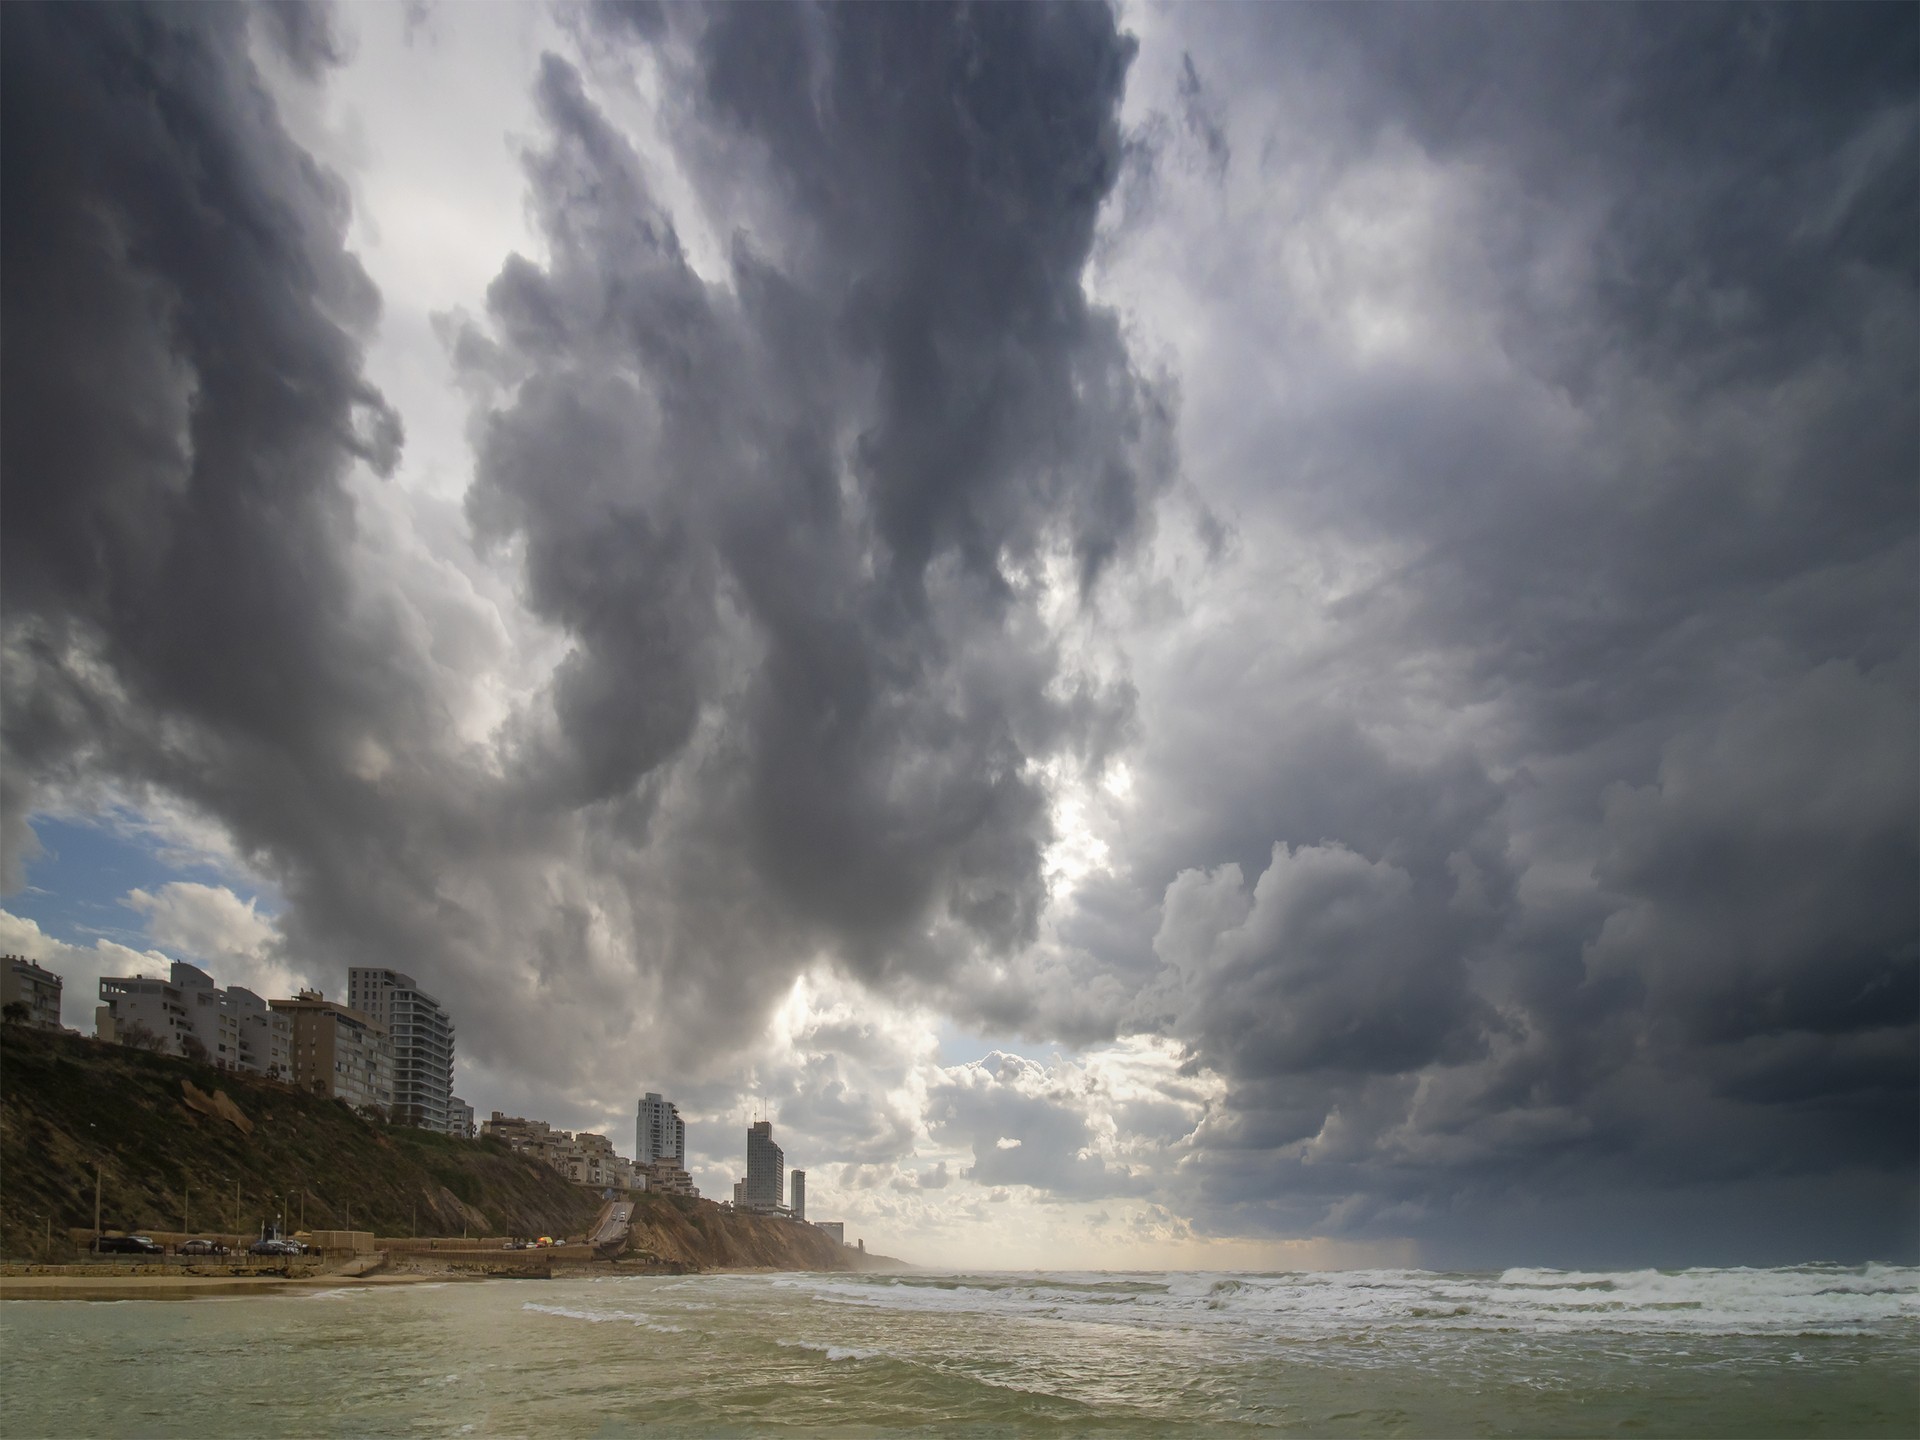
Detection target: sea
<box><xmin>3</xmin><ymin>1265</ymin><xmax>1915</xmax><ymax>1436</ymax></box>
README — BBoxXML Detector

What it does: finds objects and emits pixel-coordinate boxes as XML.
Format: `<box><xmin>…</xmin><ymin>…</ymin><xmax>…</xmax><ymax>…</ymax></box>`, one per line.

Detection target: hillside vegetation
<box><xmin>1</xmin><ymin>1027</ymin><xmax>894</xmax><ymax>1272</ymax></box>
<box><xmin>0</xmin><ymin>1025</ymin><xmax>603</xmax><ymax>1256</ymax></box>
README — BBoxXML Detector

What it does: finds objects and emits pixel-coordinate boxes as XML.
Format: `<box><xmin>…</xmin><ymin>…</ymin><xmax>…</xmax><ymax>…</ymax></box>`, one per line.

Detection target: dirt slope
<box><xmin>0</xmin><ymin>1026</ymin><xmax>601</xmax><ymax>1256</ymax></box>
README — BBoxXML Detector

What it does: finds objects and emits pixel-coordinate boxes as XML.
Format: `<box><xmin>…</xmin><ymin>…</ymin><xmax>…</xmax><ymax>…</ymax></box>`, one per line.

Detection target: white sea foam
<box><xmin>774</xmin><ymin>1265</ymin><xmax>1920</xmax><ymax>1340</ymax></box>
<box><xmin>521</xmin><ymin>1302</ymin><xmax>683</xmax><ymax>1333</ymax></box>
<box><xmin>778</xmin><ymin>1339</ymin><xmax>883</xmax><ymax>1362</ymax></box>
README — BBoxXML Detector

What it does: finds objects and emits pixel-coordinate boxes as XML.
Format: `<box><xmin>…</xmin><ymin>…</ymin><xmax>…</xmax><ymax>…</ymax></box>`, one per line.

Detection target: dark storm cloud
<box><xmin>0</xmin><ymin>0</ymin><xmax>410</xmax><ymax>888</ymax></box>
<box><xmin>4</xmin><ymin>0</ymin><xmax>1912</xmax><ymax>1265</ymax></box>
<box><xmin>3</xmin><ymin>1</ymin><xmax>1168</xmax><ymax>1094</ymax></box>
<box><xmin>0</xmin><ymin>1</ymin><xmax>611</xmax><ymax>1087</ymax></box>
<box><xmin>0</xmin><ymin>0</ymin><xmax>683</xmax><ymax>1081</ymax></box>
<box><xmin>1086</xmin><ymin>0</ymin><xmax>1917</xmax><ymax>1263</ymax></box>
<box><xmin>460</xmin><ymin>0</ymin><xmax>1165</xmax><ymax>985</ymax></box>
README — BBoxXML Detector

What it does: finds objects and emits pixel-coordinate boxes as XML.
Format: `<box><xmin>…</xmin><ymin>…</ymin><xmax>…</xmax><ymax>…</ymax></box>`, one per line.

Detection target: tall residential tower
<box><xmin>743</xmin><ymin>1120</ymin><xmax>785</xmax><ymax>1214</ymax></box>
<box><xmin>348</xmin><ymin>968</ymin><xmax>456</xmax><ymax>1133</ymax></box>
<box><xmin>636</xmin><ymin>1092</ymin><xmax>685</xmax><ymax>1165</ymax></box>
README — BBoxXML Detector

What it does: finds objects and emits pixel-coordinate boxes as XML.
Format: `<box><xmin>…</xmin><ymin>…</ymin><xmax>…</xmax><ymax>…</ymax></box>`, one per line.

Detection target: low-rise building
<box><xmin>269</xmin><ymin>990</ymin><xmax>393</xmax><ymax>1113</ymax></box>
<box><xmin>814</xmin><ymin>1221</ymin><xmax>845</xmax><ymax>1245</ymax></box>
<box><xmin>484</xmin><ymin>1112</ymin><xmax>652</xmax><ymax>1191</ymax></box>
<box><xmin>97</xmin><ymin>971</ymin><xmax>192</xmax><ymax>1054</ymax></box>
<box><xmin>2</xmin><ymin>954</ymin><xmax>63</xmax><ymax>1030</ymax></box>
<box><xmin>449</xmin><ymin>1097</ymin><xmax>475</xmax><ymax>1139</ymax></box>
<box><xmin>97</xmin><ymin>962</ymin><xmax>298</xmax><ymax>1079</ymax></box>
<box><xmin>480</xmin><ymin>1112</ymin><xmax>552</xmax><ymax>1147</ymax></box>
<box><xmin>640</xmin><ymin>1160</ymin><xmax>697</xmax><ymax>1197</ymax></box>
<box><xmin>567</xmin><ymin>1132</ymin><xmax>619</xmax><ymax>1187</ymax></box>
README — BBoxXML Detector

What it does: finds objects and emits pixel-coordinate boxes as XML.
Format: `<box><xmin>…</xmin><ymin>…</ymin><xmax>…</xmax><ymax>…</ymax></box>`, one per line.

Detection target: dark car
<box><xmin>179</xmin><ymin>1238</ymin><xmax>230</xmax><ymax>1257</ymax></box>
<box><xmin>94</xmin><ymin>1234</ymin><xmax>164</xmax><ymax>1255</ymax></box>
<box><xmin>248</xmin><ymin>1238</ymin><xmax>301</xmax><ymax>1257</ymax></box>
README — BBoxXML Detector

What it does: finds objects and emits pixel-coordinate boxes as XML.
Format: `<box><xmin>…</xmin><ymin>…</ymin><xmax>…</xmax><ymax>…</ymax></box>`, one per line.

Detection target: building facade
<box><xmin>171</xmin><ymin>962</ymin><xmax>242</xmax><ymax>1069</ymax></box>
<box><xmin>98</xmin><ymin>963</ymin><xmax>297</xmax><ymax>1077</ymax></box>
<box><xmin>790</xmin><ymin>1169</ymin><xmax>806</xmax><ymax>1222</ymax></box>
<box><xmin>270</xmin><ymin>990</ymin><xmax>393</xmax><ymax>1112</ymax></box>
<box><xmin>483</xmin><ymin>1112</ymin><xmax>647</xmax><ymax>1191</ymax></box>
<box><xmin>223</xmin><ymin>987</ymin><xmax>292</xmax><ymax>1079</ymax></box>
<box><xmin>449</xmin><ymin>1096</ymin><xmax>475</xmax><ymax>1139</ymax></box>
<box><xmin>98</xmin><ymin>969</ymin><xmax>193</xmax><ymax>1056</ymax></box>
<box><xmin>641</xmin><ymin>1160</ymin><xmax>698</xmax><ymax>1196</ymax></box>
<box><xmin>2</xmin><ymin>954</ymin><xmax>64</xmax><ymax>1030</ymax></box>
<box><xmin>814</xmin><ymin>1221</ymin><xmax>844</xmax><ymax>1245</ymax></box>
<box><xmin>347</xmin><ymin>968</ymin><xmax>456</xmax><ymax>1133</ymax></box>
<box><xmin>481</xmin><ymin>1111</ymin><xmax>553</xmax><ymax>1148</ymax></box>
<box><xmin>635</xmin><ymin>1092</ymin><xmax>686</xmax><ymax>1166</ymax></box>
<box><xmin>742</xmin><ymin>1120</ymin><xmax>785</xmax><ymax>1214</ymax></box>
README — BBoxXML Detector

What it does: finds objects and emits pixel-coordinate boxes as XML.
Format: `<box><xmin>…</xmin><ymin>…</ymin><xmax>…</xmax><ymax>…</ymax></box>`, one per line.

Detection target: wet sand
<box><xmin>0</xmin><ymin>1269</ymin><xmax>462</xmax><ymax>1301</ymax></box>
<box><xmin>0</xmin><ymin>1254</ymin><xmax>880</xmax><ymax>1300</ymax></box>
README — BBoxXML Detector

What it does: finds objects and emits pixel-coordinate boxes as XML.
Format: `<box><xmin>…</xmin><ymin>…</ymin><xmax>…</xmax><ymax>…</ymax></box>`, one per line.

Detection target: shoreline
<box><xmin>0</xmin><ymin>1258</ymin><xmax>905</xmax><ymax>1302</ymax></box>
<box><xmin>0</xmin><ymin>1270</ymin><xmax>471</xmax><ymax>1302</ymax></box>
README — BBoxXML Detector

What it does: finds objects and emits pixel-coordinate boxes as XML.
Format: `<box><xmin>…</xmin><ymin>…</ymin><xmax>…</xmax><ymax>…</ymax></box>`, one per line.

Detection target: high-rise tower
<box><xmin>347</xmin><ymin>968</ymin><xmax>456</xmax><ymax>1133</ymax></box>
<box><xmin>744</xmin><ymin>1120</ymin><xmax>784</xmax><ymax>1213</ymax></box>
<box><xmin>636</xmin><ymin>1092</ymin><xmax>685</xmax><ymax>1165</ymax></box>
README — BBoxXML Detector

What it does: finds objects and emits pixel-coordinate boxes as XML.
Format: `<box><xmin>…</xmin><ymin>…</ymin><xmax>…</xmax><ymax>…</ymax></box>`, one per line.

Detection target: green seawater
<box><xmin>2</xmin><ymin>1266</ymin><xmax>1915</xmax><ymax>1436</ymax></box>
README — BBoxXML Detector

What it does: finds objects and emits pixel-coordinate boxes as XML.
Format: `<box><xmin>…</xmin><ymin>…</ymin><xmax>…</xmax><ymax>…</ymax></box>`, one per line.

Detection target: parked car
<box><xmin>179</xmin><ymin>1238</ymin><xmax>230</xmax><ymax>1257</ymax></box>
<box><xmin>248</xmin><ymin>1238</ymin><xmax>301</xmax><ymax>1257</ymax></box>
<box><xmin>94</xmin><ymin>1234</ymin><xmax>164</xmax><ymax>1255</ymax></box>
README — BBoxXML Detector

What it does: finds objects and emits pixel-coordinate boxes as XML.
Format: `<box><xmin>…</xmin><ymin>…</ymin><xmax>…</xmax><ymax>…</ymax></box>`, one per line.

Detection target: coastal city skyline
<box><xmin>4</xmin><ymin>947</ymin><xmax>842</xmax><ymax>1236</ymax></box>
<box><xmin>2</xmin><ymin>0</ymin><xmax>1913</xmax><ymax>1281</ymax></box>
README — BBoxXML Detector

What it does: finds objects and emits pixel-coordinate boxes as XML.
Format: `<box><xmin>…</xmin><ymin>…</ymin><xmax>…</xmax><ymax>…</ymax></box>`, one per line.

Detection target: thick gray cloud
<box><xmin>0</xmin><ymin>0</ymin><xmax>411</xmax><ymax>892</ymax></box>
<box><xmin>1055</xmin><ymin>0</ymin><xmax>1917</xmax><ymax>1264</ymax></box>
<box><xmin>927</xmin><ymin>1052</ymin><xmax>1145</xmax><ymax>1201</ymax></box>
<box><xmin>457</xmin><ymin>0</ymin><xmax>1165</xmax><ymax>997</ymax></box>
<box><xmin>2</xmin><ymin>1</ymin><xmax>1912</xmax><ymax>1266</ymax></box>
<box><xmin>2</xmin><ymin>1</ymin><xmax>1166</xmax><ymax>1085</ymax></box>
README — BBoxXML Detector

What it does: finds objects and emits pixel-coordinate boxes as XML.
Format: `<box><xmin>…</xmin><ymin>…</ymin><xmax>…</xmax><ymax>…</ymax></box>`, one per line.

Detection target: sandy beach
<box><xmin>0</xmin><ymin>1269</ymin><xmax>464</xmax><ymax>1301</ymax></box>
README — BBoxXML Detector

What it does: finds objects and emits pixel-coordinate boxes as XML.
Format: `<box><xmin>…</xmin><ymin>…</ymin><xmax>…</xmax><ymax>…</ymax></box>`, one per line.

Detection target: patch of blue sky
<box><xmin>933</xmin><ymin>1018</ymin><xmax>1068</xmax><ymax>1071</ymax></box>
<box><xmin>7</xmin><ymin>813</ymin><xmax>277</xmax><ymax>951</ymax></box>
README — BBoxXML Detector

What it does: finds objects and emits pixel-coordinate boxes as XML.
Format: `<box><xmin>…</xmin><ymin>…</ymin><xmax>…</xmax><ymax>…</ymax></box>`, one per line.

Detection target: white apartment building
<box><xmin>449</xmin><ymin>1096</ymin><xmax>476</xmax><ymax>1139</ymax></box>
<box><xmin>348</xmin><ymin>968</ymin><xmax>457</xmax><ymax>1133</ymax></box>
<box><xmin>98</xmin><ymin>962</ymin><xmax>238</xmax><ymax>1066</ymax></box>
<box><xmin>98</xmin><ymin>970</ymin><xmax>187</xmax><ymax>1053</ymax></box>
<box><xmin>98</xmin><ymin>962</ymin><xmax>298</xmax><ymax>1078</ymax></box>
<box><xmin>2</xmin><ymin>954</ymin><xmax>64</xmax><ymax>1030</ymax></box>
<box><xmin>224</xmin><ymin>986</ymin><xmax>292</xmax><ymax>1079</ymax></box>
<box><xmin>636</xmin><ymin>1092</ymin><xmax>686</xmax><ymax>1165</ymax></box>
<box><xmin>172</xmin><ymin>962</ymin><xmax>242</xmax><ymax>1069</ymax></box>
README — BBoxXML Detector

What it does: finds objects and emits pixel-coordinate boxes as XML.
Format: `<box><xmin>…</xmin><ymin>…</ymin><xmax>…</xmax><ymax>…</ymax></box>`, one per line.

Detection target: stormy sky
<box><xmin>2</xmin><ymin>1</ymin><xmax>1913</xmax><ymax>1270</ymax></box>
